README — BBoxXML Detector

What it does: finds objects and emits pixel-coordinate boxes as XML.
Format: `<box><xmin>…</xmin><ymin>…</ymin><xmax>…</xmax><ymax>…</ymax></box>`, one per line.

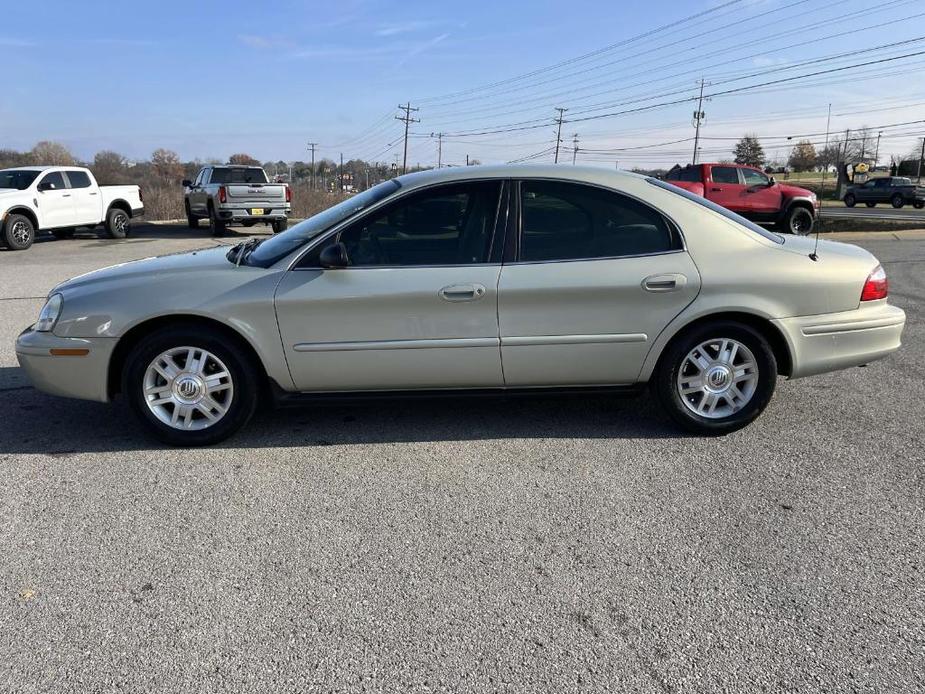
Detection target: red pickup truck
<box><xmin>664</xmin><ymin>163</ymin><xmax>819</xmax><ymax>234</ymax></box>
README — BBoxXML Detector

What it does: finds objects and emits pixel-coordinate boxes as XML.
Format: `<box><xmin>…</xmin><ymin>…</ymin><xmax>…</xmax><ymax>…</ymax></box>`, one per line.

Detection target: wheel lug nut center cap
<box><xmin>705</xmin><ymin>366</ymin><xmax>731</xmax><ymax>392</ymax></box>
<box><xmin>174</xmin><ymin>375</ymin><xmax>204</xmax><ymax>403</ymax></box>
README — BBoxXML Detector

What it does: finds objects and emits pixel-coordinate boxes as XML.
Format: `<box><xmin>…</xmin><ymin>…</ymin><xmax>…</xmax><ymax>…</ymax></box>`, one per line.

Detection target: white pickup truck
<box><xmin>0</xmin><ymin>166</ymin><xmax>144</xmax><ymax>251</ymax></box>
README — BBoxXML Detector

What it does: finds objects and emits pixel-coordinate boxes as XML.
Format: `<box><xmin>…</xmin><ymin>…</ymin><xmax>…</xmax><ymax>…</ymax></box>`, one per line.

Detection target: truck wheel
<box><xmin>185</xmin><ymin>202</ymin><xmax>199</xmax><ymax>229</ymax></box>
<box><xmin>891</xmin><ymin>194</ymin><xmax>905</xmax><ymax>209</ymax></box>
<box><xmin>843</xmin><ymin>193</ymin><xmax>856</xmax><ymax>207</ymax></box>
<box><xmin>52</xmin><ymin>228</ymin><xmax>75</xmax><ymax>240</ymax></box>
<box><xmin>272</xmin><ymin>219</ymin><xmax>288</xmax><ymax>234</ymax></box>
<box><xmin>106</xmin><ymin>207</ymin><xmax>130</xmax><ymax>239</ymax></box>
<box><xmin>914</xmin><ymin>200</ymin><xmax>924</xmax><ymax>209</ymax></box>
<box><xmin>653</xmin><ymin>321</ymin><xmax>777</xmax><ymax>436</ymax></box>
<box><xmin>865</xmin><ymin>202</ymin><xmax>876</xmax><ymax>208</ymax></box>
<box><xmin>2</xmin><ymin>214</ymin><xmax>35</xmax><ymax>250</ymax></box>
<box><xmin>783</xmin><ymin>206</ymin><xmax>813</xmax><ymax>235</ymax></box>
<box><xmin>208</xmin><ymin>206</ymin><xmax>226</xmax><ymax>237</ymax></box>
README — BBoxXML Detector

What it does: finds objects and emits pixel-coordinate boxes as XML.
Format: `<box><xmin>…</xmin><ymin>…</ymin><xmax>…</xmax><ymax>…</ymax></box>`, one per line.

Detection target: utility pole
<box><xmin>874</xmin><ymin>131</ymin><xmax>882</xmax><ymax>169</ymax></box>
<box><xmin>307</xmin><ymin>142</ymin><xmax>317</xmax><ymax>190</ymax></box>
<box><xmin>466</xmin><ymin>154</ymin><xmax>469</xmax><ymax>166</ymax></box>
<box><xmin>918</xmin><ymin>137</ymin><xmax>925</xmax><ymax>183</ymax></box>
<box><xmin>339</xmin><ymin>152</ymin><xmax>344</xmax><ymax>192</ymax></box>
<box><xmin>692</xmin><ymin>79</ymin><xmax>706</xmax><ymax>165</ymax></box>
<box><xmin>432</xmin><ymin>132</ymin><xmax>444</xmax><ymax>168</ymax></box>
<box><xmin>396</xmin><ymin>103</ymin><xmax>420</xmax><ymax>175</ymax></box>
<box><xmin>553</xmin><ymin>107</ymin><xmax>568</xmax><ymax>163</ymax></box>
<box><xmin>819</xmin><ymin>104</ymin><xmax>831</xmax><ymax>207</ymax></box>
<box><xmin>570</xmin><ymin>134</ymin><xmax>579</xmax><ymax>165</ymax></box>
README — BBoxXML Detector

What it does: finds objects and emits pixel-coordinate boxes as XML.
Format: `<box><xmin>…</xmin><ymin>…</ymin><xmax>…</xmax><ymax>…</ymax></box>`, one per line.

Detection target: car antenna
<box><xmin>810</xmin><ymin>103</ymin><xmax>832</xmax><ymax>262</ymax></box>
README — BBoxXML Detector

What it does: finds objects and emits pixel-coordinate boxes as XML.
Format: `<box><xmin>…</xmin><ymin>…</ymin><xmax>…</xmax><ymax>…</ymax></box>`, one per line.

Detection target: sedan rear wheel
<box><xmin>891</xmin><ymin>194</ymin><xmax>904</xmax><ymax>209</ymax></box>
<box><xmin>654</xmin><ymin>322</ymin><xmax>777</xmax><ymax>435</ymax></box>
<box><xmin>124</xmin><ymin>327</ymin><xmax>258</xmax><ymax>445</ymax></box>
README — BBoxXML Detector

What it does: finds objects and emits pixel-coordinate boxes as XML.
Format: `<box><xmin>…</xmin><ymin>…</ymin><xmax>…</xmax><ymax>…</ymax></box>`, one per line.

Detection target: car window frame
<box><xmin>36</xmin><ymin>170</ymin><xmax>68</xmax><ymax>192</ymax></box>
<box><xmin>290</xmin><ymin>178</ymin><xmax>510</xmax><ymax>271</ymax></box>
<box><xmin>710</xmin><ymin>166</ymin><xmax>743</xmax><ymax>186</ymax></box>
<box><xmin>505</xmin><ymin>178</ymin><xmax>685</xmax><ymax>265</ymax></box>
<box><xmin>62</xmin><ymin>170</ymin><xmax>92</xmax><ymax>189</ymax></box>
<box><xmin>741</xmin><ymin>168</ymin><xmax>769</xmax><ymax>187</ymax></box>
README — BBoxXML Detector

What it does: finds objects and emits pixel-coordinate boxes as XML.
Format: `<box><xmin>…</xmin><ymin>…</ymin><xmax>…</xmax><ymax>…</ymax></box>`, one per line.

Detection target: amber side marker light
<box><xmin>49</xmin><ymin>348</ymin><xmax>90</xmax><ymax>356</ymax></box>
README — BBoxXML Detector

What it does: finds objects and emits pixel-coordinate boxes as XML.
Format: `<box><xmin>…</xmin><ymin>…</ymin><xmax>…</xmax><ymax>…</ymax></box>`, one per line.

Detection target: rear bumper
<box><xmin>15</xmin><ymin>326</ymin><xmax>115</xmax><ymax>402</ymax></box>
<box><xmin>772</xmin><ymin>302</ymin><xmax>905</xmax><ymax>379</ymax></box>
<box><xmin>217</xmin><ymin>206</ymin><xmax>290</xmax><ymax>222</ymax></box>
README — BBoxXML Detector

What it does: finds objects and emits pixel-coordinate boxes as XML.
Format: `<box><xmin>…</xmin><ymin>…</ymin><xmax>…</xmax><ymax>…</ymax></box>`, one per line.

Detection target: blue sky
<box><xmin>3</xmin><ymin>0</ymin><xmax>925</xmax><ymax>168</ymax></box>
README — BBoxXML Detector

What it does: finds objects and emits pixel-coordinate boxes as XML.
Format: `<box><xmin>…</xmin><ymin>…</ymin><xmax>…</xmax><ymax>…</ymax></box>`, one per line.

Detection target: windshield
<box><xmin>0</xmin><ymin>169</ymin><xmax>40</xmax><ymax>190</ymax></box>
<box><xmin>246</xmin><ymin>179</ymin><xmax>402</xmax><ymax>267</ymax></box>
<box><xmin>648</xmin><ymin>178</ymin><xmax>783</xmax><ymax>244</ymax></box>
<box><xmin>211</xmin><ymin>167</ymin><xmax>269</xmax><ymax>184</ymax></box>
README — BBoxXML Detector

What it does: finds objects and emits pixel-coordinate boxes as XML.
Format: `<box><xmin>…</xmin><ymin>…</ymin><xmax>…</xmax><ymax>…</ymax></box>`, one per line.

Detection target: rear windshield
<box><xmin>0</xmin><ymin>169</ymin><xmax>40</xmax><ymax>190</ymax></box>
<box><xmin>648</xmin><ymin>179</ymin><xmax>783</xmax><ymax>244</ymax></box>
<box><xmin>210</xmin><ymin>167</ymin><xmax>268</xmax><ymax>184</ymax></box>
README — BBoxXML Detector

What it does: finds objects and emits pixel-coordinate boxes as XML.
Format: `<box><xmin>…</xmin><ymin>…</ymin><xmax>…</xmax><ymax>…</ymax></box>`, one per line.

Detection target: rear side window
<box><xmin>711</xmin><ymin>167</ymin><xmax>740</xmax><ymax>184</ymax></box>
<box><xmin>210</xmin><ymin>167</ymin><xmax>269</xmax><ymax>184</ymax></box>
<box><xmin>518</xmin><ymin>180</ymin><xmax>679</xmax><ymax>262</ymax></box>
<box><xmin>65</xmin><ymin>170</ymin><xmax>92</xmax><ymax>188</ymax></box>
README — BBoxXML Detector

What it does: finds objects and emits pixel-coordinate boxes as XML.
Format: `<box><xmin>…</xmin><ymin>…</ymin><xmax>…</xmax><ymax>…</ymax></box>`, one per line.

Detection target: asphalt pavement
<box><xmin>1</xmin><ymin>224</ymin><xmax>923</xmax><ymax>692</ymax></box>
<box><xmin>821</xmin><ymin>205</ymin><xmax>925</xmax><ymax>223</ymax></box>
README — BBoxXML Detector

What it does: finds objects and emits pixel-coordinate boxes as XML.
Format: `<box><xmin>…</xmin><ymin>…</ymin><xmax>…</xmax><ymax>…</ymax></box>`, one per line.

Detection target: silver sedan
<box><xmin>16</xmin><ymin>165</ymin><xmax>906</xmax><ymax>445</ymax></box>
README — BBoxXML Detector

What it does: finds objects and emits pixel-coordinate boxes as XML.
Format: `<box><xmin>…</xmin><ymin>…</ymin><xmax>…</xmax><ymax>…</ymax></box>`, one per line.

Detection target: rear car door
<box><xmin>706</xmin><ymin>166</ymin><xmax>747</xmax><ymax>213</ymax></box>
<box><xmin>63</xmin><ymin>170</ymin><xmax>100</xmax><ymax>225</ymax></box>
<box><xmin>275</xmin><ymin>180</ymin><xmax>506</xmax><ymax>391</ymax></box>
<box><xmin>497</xmin><ymin>179</ymin><xmax>700</xmax><ymax>386</ymax></box>
<box><xmin>35</xmin><ymin>171</ymin><xmax>74</xmax><ymax>229</ymax></box>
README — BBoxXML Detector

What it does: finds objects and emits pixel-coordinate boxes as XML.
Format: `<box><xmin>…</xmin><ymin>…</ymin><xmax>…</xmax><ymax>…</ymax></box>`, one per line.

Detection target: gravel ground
<box><xmin>0</xmin><ymin>226</ymin><xmax>922</xmax><ymax>692</ymax></box>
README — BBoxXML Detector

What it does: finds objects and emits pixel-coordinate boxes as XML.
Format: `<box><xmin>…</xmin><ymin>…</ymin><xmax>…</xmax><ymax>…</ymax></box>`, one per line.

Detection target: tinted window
<box><xmin>741</xmin><ymin>168</ymin><xmax>768</xmax><ymax>186</ymax></box>
<box><xmin>0</xmin><ymin>169</ymin><xmax>40</xmax><ymax>190</ymax></box>
<box><xmin>335</xmin><ymin>182</ymin><xmax>501</xmax><ymax>266</ymax></box>
<box><xmin>210</xmin><ymin>167</ymin><xmax>268</xmax><ymax>184</ymax></box>
<box><xmin>873</xmin><ymin>178</ymin><xmax>889</xmax><ymax>187</ymax></box>
<box><xmin>38</xmin><ymin>171</ymin><xmax>66</xmax><ymax>190</ymax></box>
<box><xmin>65</xmin><ymin>170</ymin><xmax>92</xmax><ymax>188</ymax></box>
<box><xmin>519</xmin><ymin>181</ymin><xmax>678</xmax><ymax>262</ymax></box>
<box><xmin>711</xmin><ymin>166</ymin><xmax>740</xmax><ymax>184</ymax></box>
<box><xmin>678</xmin><ymin>166</ymin><xmax>703</xmax><ymax>182</ymax></box>
<box><xmin>650</xmin><ymin>178</ymin><xmax>783</xmax><ymax>244</ymax></box>
<box><xmin>896</xmin><ymin>177</ymin><xmax>912</xmax><ymax>186</ymax></box>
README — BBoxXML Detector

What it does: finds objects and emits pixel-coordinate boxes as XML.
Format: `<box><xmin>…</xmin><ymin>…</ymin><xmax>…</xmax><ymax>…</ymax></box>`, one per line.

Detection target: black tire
<box><xmin>782</xmin><ymin>205</ymin><xmax>814</xmax><ymax>235</ymax></box>
<box><xmin>652</xmin><ymin>321</ymin><xmax>777</xmax><ymax>436</ymax></box>
<box><xmin>2</xmin><ymin>213</ymin><xmax>35</xmax><ymax>250</ymax></box>
<box><xmin>865</xmin><ymin>202</ymin><xmax>876</xmax><ymax>208</ymax></box>
<box><xmin>272</xmin><ymin>218</ymin><xmax>288</xmax><ymax>234</ymax></box>
<box><xmin>891</xmin><ymin>194</ymin><xmax>904</xmax><ymax>209</ymax></box>
<box><xmin>52</xmin><ymin>228</ymin><xmax>75</xmax><ymax>240</ymax></box>
<box><xmin>208</xmin><ymin>205</ymin><xmax>226</xmax><ymax>237</ymax></box>
<box><xmin>844</xmin><ymin>193</ymin><xmax>856</xmax><ymax>207</ymax></box>
<box><xmin>914</xmin><ymin>200</ymin><xmax>924</xmax><ymax>210</ymax></box>
<box><xmin>122</xmin><ymin>326</ymin><xmax>259</xmax><ymax>446</ymax></box>
<box><xmin>185</xmin><ymin>202</ymin><xmax>199</xmax><ymax>229</ymax></box>
<box><xmin>105</xmin><ymin>207</ymin><xmax>130</xmax><ymax>239</ymax></box>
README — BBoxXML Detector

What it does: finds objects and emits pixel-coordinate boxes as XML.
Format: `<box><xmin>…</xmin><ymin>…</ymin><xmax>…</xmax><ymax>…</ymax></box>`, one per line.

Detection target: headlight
<box><xmin>35</xmin><ymin>294</ymin><xmax>63</xmax><ymax>332</ymax></box>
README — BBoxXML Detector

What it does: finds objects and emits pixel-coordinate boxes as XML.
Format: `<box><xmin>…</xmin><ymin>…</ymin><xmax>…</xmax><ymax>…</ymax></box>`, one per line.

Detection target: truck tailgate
<box><xmin>225</xmin><ymin>184</ymin><xmax>287</xmax><ymax>206</ymax></box>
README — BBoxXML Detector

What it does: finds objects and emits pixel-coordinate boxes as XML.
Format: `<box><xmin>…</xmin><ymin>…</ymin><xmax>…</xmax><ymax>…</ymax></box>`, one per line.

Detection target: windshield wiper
<box><xmin>225</xmin><ymin>237</ymin><xmax>263</xmax><ymax>266</ymax></box>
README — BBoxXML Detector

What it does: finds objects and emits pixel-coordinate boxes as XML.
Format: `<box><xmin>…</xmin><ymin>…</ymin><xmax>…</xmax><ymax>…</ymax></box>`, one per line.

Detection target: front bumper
<box><xmin>15</xmin><ymin>326</ymin><xmax>116</xmax><ymax>402</ymax></box>
<box><xmin>772</xmin><ymin>302</ymin><xmax>905</xmax><ymax>379</ymax></box>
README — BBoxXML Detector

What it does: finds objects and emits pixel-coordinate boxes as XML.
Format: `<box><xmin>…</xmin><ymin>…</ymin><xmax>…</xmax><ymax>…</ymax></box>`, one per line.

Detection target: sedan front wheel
<box><xmin>123</xmin><ymin>327</ymin><xmax>258</xmax><ymax>445</ymax></box>
<box><xmin>653</xmin><ymin>322</ymin><xmax>777</xmax><ymax>435</ymax></box>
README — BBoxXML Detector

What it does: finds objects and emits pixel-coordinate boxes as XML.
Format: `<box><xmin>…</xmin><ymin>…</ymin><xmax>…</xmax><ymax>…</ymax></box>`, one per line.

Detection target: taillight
<box><xmin>138</xmin><ymin>187</ymin><xmax>143</xmax><ymax>203</ymax></box>
<box><xmin>860</xmin><ymin>265</ymin><xmax>888</xmax><ymax>301</ymax></box>
<box><xmin>285</xmin><ymin>185</ymin><xmax>291</xmax><ymax>203</ymax></box>
<box><xmin>218</xmin><ymin>185</ymin><xmax>227</xmax><ymax>203</ymax></box>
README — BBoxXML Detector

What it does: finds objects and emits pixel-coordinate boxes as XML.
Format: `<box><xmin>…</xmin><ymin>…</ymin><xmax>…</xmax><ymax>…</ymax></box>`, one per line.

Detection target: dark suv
<box><xmin>844</xmin><ymin>177</ymin><xmax>925</xmax><ymax>209</ymax></box>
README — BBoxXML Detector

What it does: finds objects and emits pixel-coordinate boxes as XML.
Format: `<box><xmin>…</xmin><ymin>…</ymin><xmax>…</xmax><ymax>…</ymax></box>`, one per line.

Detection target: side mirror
<box><xmin>319</xmin><ymin>242</ymin><xmax>349</xmax><ymax>268</ymax></box>
<box><xmin>182</xmin><ymin>179</ymin><xmax>192</xmax><ymax>187</ymax></box>
<box><xmin>768</xmin><ymin>176</ymin><xmax>776</xmax><ymax>186</ymax></box>
<box><xmin>37</xmin><ymin>181</ymin><xmax>51</xmax><ymax>192</ymax></box>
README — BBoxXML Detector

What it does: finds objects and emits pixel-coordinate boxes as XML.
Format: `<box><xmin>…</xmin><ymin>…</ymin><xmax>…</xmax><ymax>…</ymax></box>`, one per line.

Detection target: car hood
<box><xmin>0</xmin><ymin>188</ymin><xmax>28</xmax><ymax>198</ymax></box>
<box><xmin>53</xmin><ymin>245</ymin><xmax>233</xmax><ymax>294</ymax></box>
<box><xmin>778</xmin><ymin>182</ymin><xmax>814</xmax><ymax>198</ymax></box>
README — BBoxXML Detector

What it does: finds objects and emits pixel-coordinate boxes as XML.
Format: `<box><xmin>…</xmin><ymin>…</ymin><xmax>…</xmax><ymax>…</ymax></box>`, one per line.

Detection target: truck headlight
<box><xmin>35</xmin><ymin>294</ymin><xmax>63</xmax><ymax>332</ymax></box>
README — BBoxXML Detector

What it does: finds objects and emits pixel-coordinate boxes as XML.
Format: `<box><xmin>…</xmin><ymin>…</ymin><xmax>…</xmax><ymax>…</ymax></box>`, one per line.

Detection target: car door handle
<box><xmin>62</xmin><ymin>193</ymin><xmax>71</xmax><ymax>197</ymax></box>
<box><xmin>642</xmin><ymin>274</ymin><xmax>687</xmax><ymax>292</ymax></box>
<box><xmin>439</xmin><ymin>283</ymin><xmax>486</xmax><ymax>302</ymax></box>
<box><xmin>88</xmin><ymin>191</ymin><xmax>98</xmax><ymax>196</ymax></box>
<box><xmin>710</xmin><ymin>187</ymin><xmax>722</xmax><ymax>192</ymax></box>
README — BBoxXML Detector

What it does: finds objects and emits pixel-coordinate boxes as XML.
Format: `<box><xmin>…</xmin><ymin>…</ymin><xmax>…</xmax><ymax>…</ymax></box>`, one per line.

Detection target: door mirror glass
<box><xmin>767</xmin><ymin>176</ymin><xmax>776</xmax><ymax>186</ymax></box>
<box><xmin>182</xmin><ymin>179</ymin><xmax>192</xmax><ymax>187</ymax></box>
<box><xmin>319</xmin><ymin>242</ymin><xmax>350</xmax><ymax>268</ymax></box>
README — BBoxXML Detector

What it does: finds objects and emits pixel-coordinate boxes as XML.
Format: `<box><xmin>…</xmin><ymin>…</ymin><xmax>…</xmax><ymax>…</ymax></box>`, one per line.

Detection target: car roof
<box><xmin>393</xmin><ymin>164</ymin><xmax>646</xmax><ymax>192</ymax></box>
<box><xmin>0</xmin><ymin>166</ymin><xmax>87</xmax><ymax>172</ymax></box>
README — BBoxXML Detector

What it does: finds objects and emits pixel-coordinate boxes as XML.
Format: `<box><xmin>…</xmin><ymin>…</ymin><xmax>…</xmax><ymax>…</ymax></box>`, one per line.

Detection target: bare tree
<box><xmin>151</xmin><ymin>148</ymin><xmax>183</xmax><ymax>183</ymax></box>
<box><xmin>92</xmin><ymin>150</ymin><xmax>127</xmax><ymax>184</ymax></box>
<box><xmin>30</xmin><ymin>141</ymin><xmax>76</xmax><ymax>166</ymax></box>
<box><xmin>228</xmin><ymin>153</ymin><xmax>260</xmax><ymax>165</ymax></box>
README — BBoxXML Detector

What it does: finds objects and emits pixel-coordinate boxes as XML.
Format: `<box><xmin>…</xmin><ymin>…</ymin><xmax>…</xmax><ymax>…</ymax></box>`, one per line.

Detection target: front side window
<box><xmin>518</xmin><ymin>180</ymin><xmax>679</xmax><ymax>262</ymax></box>
<box><xmin>334</xmin><ymin>181</ymin><xmax>502</xmax><ymax>266</ymax></box>
<box><xmin>711</xmin><ymin>166</ymin><xmax>740</xmax><ymax>185</ymax></box>
<box><xmin>65</xmin><ymin>170</ymin><xmax>92</xmax><ymax>188</ymax></box>
<box><xmin>38</xmin><ymin>171</ymin><xmax>66</xmax><ymax>191</ymax></box>
<box><xmin>741</xmin><ymin>168</ymin><xmax>768</xmax><ymax>187</ymax></box>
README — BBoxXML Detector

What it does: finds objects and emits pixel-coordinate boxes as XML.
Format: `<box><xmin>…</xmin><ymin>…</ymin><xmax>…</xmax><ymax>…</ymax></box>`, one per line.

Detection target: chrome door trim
<box><xmin>501</xmin><ymin>333</ymin><xmax>647</xmax><ymax>347</ymax></box>
<box><xmin>293</xmin><ymin>337</ymin><xmax>499</xmax><ymax>352</ymax></box>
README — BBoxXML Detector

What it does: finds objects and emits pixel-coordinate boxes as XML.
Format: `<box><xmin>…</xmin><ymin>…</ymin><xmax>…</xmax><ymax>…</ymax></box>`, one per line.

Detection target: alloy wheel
<box><xmin>676</xmin><ymin>338</ymin><xmax>759</xmax><ymax>419</ymax></box>
<box><xmin>11</xmin><ymin>220</ymin><xmax>32</xmax><ymax>246</ymax></box>
<box><xmin>142</xmin><ymin>346</ymin><xmax>234</xmax><ymax>430</ymax></box>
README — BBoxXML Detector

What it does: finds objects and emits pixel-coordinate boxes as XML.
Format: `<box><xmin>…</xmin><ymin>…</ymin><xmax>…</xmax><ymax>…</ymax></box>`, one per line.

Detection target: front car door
<box><xmin>63</xmin><ymin>170</ymin><xmax>100</xmax><ymax>225</ymax></box>
<box><xmin>189</xmin><ymin>168</ymin><xmax>209</xmax><ymax>214</ymax></box>
<box><xmin>275</xmin><ymin>180</ymin><xmax>506</xmax><ymax>391</ymax></box>
<box><xmin>35</xmin><ymin>171</ymin><xmax>73</xmax><ymax>229</ymax></box>
<box><xmin>498</xmin><ymin>179</ymin><xmax>700</xmax><ymax>386</ymax></box>
<box><xmin>706</xmin><ymin>165</ymin><xmax>746</xmax><ymax>213</ymax></box>
<box><xmin>739</xmin><ymin>167</ymin><xmax>782</xmax><ymax>220</ymax></box>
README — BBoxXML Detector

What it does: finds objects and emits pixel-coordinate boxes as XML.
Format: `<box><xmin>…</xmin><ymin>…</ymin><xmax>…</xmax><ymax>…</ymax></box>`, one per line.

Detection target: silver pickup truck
<box><xmin>183</xmin><ymin>165</ymin><xmax>291</xmax><ymax>236</ymax></box>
